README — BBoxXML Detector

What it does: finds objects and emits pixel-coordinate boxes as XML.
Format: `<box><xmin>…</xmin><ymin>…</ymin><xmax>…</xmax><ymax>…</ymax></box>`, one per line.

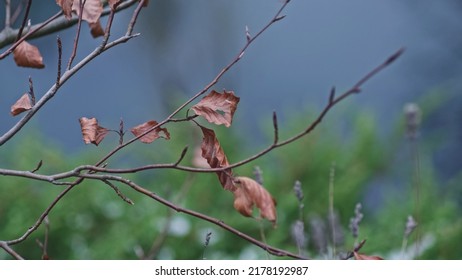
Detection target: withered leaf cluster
<box><xmin>192</xmin><ymin>90</ymin><xmax>277</xmax><ymax>224</ymax></box>
<box><xmin>78</xmin><ymin>118</ymin><xmax>170</xmax><ymax>146</ymax></box>
<box><xmin>76</xmin><ymin>89</ymin><xmax>276</xmax><ymax>224</ymax></box>
<box><xmin>10</xmin><ymin>1</ymin><xmax>152</xmax><ymax>114</ymax></box>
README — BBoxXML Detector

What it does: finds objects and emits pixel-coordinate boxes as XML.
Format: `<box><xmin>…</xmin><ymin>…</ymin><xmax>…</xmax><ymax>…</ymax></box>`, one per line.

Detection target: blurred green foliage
<box><xmin>1</xmin><ymin>106</ymin><xmax>461</xmax><ymax>260</ymax></box>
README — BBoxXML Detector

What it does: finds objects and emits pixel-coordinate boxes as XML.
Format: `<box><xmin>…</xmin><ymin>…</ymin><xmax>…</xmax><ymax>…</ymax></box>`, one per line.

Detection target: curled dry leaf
<box><xmin>199</xmin><ymin>125</ymin><xmax>235</xmax><ymax>191</ymax></box>
<box><xmin>79</xmin><ymin>117</ymin><xmax>109</xmax><ymax>146</ymax></box>
<box><xmin>89</xmin><ymin>20</ymin><xmax>104</xmax><ymax>38</ymax></box>
<box><xmin>11</xmin><ymin>93</ymin><xmax>32</xmax><ymax>116</ymax></box>
<box><xmin>353</xmin><ymin>252</ymin><xmax>384</xmax><ymax>260</ymax></box>
<box><xmin>72</xmin><ymin>0</ymin><xmax>103</xmax><ymax>24</ymax></box>
<box><xmin>191</xmin><ymin>90</ymin><xmax>240</xmax><ymax>127</ymax></box>
<box><xmin>233</xmin><ymin>177</ymin><xmax>277</xmax><ymax>225</ymax></box>
<box><xmin>56</xmin><ymin>0</ymin><xmax>74</xmax><ymax>19</ymax></box>
<box><xmin>13</xmin><ymin>41</ymin><xmax>45</xmax><ymax>69</ymax></box>
<box><xmin>130</xmin><ymin>120</ymin><xmax>170</xmax><ymax>144</ymax></box>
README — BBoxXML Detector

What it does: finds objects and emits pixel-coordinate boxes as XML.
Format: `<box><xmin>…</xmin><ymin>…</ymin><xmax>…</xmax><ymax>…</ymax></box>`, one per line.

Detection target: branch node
<box><xmin>273</xmin><ymin>15</ymin><xmax>286</xmax><ymax>23</ymax></box>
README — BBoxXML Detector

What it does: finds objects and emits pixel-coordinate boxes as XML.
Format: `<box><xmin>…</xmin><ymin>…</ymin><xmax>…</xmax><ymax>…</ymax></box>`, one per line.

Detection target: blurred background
<box><xmin>1</xmin><ymin>0</ymin><xmax>461</xmax><ymax>259</ymax></box>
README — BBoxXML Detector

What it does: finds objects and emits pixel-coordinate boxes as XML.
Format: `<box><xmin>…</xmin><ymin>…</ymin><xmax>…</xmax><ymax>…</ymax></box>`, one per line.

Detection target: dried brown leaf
<box><xmin>233</xmin><ymin>176</ymin><xmax>277</xmax><ymax>224</ymax></box>
<box><xmin>191</xmin><ymin>90</ymin><xmax>240</xmax><ymax>127</ymax></box>
<box><xmin>353</xmin><ymin>252</ymin><xmax>384</xmax><ymax>260</ymax></box>
<box><xmin>56</xmin><ymin>0</ymin><xmax>74</xmax><ymax>20</ymax></box>
<box><xmin>89</xmin><ymin>20</ymin><xmax>104</xmax><ymax>38</ymax></box>
<box><xmin>13</xmin><ymin>41</ymin><xmax>45</xmax><ymax>69</ymax></box>
<box><xmin>11</xmin><ymin>93</ymin><xmax>32</xmax><ymax>116</ymax></box>
<box><xmin>130</xmin><ymin>120</ymin><xmax>170</xmax><ymax>144</ymax></box>
<box><xmin>199</xmin><ymin>125</ymin><xmax>235</xmax><ymax>191</ymax></box>
<box><xmin>79</xmin><ymin>117</ymin><xmax>109</xmax><ymax>145</ymax></box>
<box><xmin>72</xmin><ymin>0</ymin><xmax>103</xmax><ymax>24</ymax></box>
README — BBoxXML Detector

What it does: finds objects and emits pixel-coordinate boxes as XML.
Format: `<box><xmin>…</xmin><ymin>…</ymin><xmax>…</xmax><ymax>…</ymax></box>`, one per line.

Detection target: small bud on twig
<box><xmin>245</xmin><ymin>25</ymin><xmax>251</xmax><ymax>42</ymax></box>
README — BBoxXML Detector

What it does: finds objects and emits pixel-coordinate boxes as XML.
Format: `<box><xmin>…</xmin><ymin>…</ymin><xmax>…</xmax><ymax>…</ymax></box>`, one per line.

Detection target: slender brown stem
<box><xmin>15</xmin><ymin>0</ymin><xmax>32</xmax><ymax>42</ymax></box>
<box><xmin>0</xmin><ymin>0</ymin><xmax>139</xmax><ymax>50</ymax></box>
<box><xmin>56</xmin><ymin>36</ymin><xmax>62</xmax><ymax>86</ymax></box>
<box><xmin>80</xmin><ymin>173</ymin><xmax>307</xmax><ymax>260</ymax></box>
<box><xmin>0</xmin><ymin>12</ymin><xmax>62</xmax><ymax>59</ymax></box>
<box><xmin>67</xmin><ymin>0</ymin><xmax>86</xmax><ymax>70</ymax></box>
<box><xmin>88</xmin><ymin>0</ymin><xmax>291</xmax><ymax>168</ymax></box>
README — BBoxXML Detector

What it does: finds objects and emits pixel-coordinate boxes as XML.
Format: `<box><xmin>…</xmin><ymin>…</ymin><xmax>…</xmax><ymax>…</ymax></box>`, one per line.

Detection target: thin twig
<box><xmin>30</xmin><ymin>160</ymin><xmax>42</xmax><ymax>173</ymax></box>
<box><xmin>343</xmin><ymin>239</ymin><xmax>367</xmax><ymax>260</ymax></box>
<box><xmin>0</xmin><ymin>27</ymin><xmax>142</xmax><ymax>146</ymax></box>
<box><xmin>10</xmin><ymin>0</ymin><xmax>23</xmax><ymax>25</ymax></box>
<box><xmin>0</xmin><ymin>11</ymin><xmax>62</xmax><ymax>59</ymax></box>
<box><xmin>126</xmin><ymin>0</ymin><xmax>146</xmax><ymax>36</ymax></box>
<box><xmin>38</xmin><ymin>215</ymin><xmax>50</xmax><ymax>259</ymax></box>
<box><xmin>272</xmin><ymin>111</ymin><xmax>279</xmax><ymax>144</ymax></box>
<box><xmin>28</xmin><ymin>76</ymin><xmax>35</xmax><ymax>105</ymax></box>
<box><xmin>144</xmin><ymin>173</ymin><xmax>195</xmax><ymax>259</ymax></box>
<box><xmin>0</xmin><ymin>3</ymin><xmax>148</xmax><ymax>250</ymax></box>
<box><xmin>79</xmin><ymin>173</ymin><xmax>307</xmax><ymax>260</ymax></box>
<box><xmin>0</xmin><ymin>0</ymin><xmax>139</xmax><ymax>50</ymax></box>
<box><xmin>99</xmin><ymin>0</ymin><xmax>118</xmax><ymax>50</ymax></box>
<box><xmin>0</xmin><ymin>241</ymin><xmax>24</xmax><ymax>260</ymax></box>
<box><xmin>5</xmin><ymin>0</ymin><xmax>12</xmax><ymax>28</ymax></box>
<box><xmin>6</xmin><ymin>181</ymin><xmax>81</xmax><ymax>246</ymax></box>
<box><xmin>15</xmin><ymin>0</ymin><xmax>32</xmax><ymax>42</ymax></box>
<box><xmin>81</xmin><ymin>0</ymin><xmax>291</xmax><ymax>168</ymax></box>
<box><xmin>46</xmin><ymin>48</ymin><xmax>405</xmax><ymax>177</ymax></box>
<box><xmin>102</xmin><ymin>179</ymin><xmax>134</xmax><ymax>205</ymax></box>
<box><xmin>328</xmin><ymin>162</ymin><xmax>336</xmax><ymax>258</ymax></box>
<box><xmin>56</xmin><ymin>36</ymin><xmax>62</xmax><ymax>86</ymax></box>
<box><xmin>67</xmin><ymin>0</ymin><xmax>86</xmax><ymax>70</ymax></box>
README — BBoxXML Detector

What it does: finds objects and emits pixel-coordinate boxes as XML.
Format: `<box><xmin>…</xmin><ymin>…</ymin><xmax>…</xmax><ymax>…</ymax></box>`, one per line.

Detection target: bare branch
<box><xmin>79</xmin><ymin>173</ymin><xmax>307</xmax><ymax>260</ymax></box>
<box><xmin>102</xmin><ymin>179</ymin><xmax>134</xmax><ymax>205</ymax></box>
<box><xmin>0</xmin><ymin>13</ymin><xmax>143</xmax><ymax>146</ymax></box>
<box><xmin>85</xmin><ymin>0</ymin><xmax>291</xmax><ymax>168</ymax></box>
<box><xmin>6</xmin><ymin>181</ymin><xmax>82</xmax><ymax>246</ymax></box>
<box><xmin>0</xmin><ymin>0</ymin><xmax>139</xmax><ymax>50</ymax></box>
<box><xmin>35</xmin><ymin>216</ymin><xmax>50</xmax><ymax>259</ymax></box>
<box><xmin>0</xmin><ymin>241</ymin><xmax>24</xmax><ymax>260</ymax></box>
<box><xmin>0</xmin><ymin>11</ymin><xmax>62</xmax><ymax>60</ymax></box>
